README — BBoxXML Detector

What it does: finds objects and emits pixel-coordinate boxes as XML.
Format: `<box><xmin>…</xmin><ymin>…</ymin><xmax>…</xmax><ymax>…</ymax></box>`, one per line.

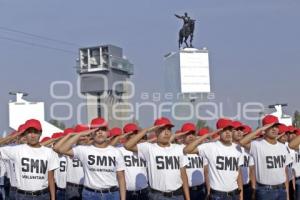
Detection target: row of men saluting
<box><xmin>1</xmin><ymin>114</ymin><xmax>300</xmax><ymax>200</ymax></box>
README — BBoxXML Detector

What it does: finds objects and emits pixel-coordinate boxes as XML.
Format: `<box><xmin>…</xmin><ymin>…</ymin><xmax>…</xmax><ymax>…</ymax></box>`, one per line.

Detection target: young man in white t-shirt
<box><xmin>117</xmin><ymin>123</ymin><xmax>149</xmax><ymax>200</ymax></box>
<box><xmin>53</xmin><ymin>125</ymin><xmax>92</xmax><ymax>199</ymax></box>
<box><xmin>54</xmin><ymin>126</ymin><xmax>89</xmax><ymax>200</ymax></box>
<box><xmin>48</xmin><ymin>132</ymin><xmax>67</xmax><ymax>200</ymax></box>
<box><xmin>184</xmin><ymin>118</ymin><xmax>244</xmax><ymax>200</ymax></box>
<box><xmin>231</xmin><ymin>121</ymin><xmax>255</xmax><ymax>200</ymax></box>
<box><xmin>55</xmin><ymin>117</ymin><xmax>126</xmax><ymax>200</ymax></box>
<box><xmin>290</xmin><ymin>129</ymin><xmax>300</xmax><ymax>199</ymax></box>
<box><xmin>0</xmin><ymin>123</ymin><xmax>27</xmax><ymax>200</ymax></box>
<box><xmin>124</xmin><ymin>117</ymin><xmax>190</xmax><ymax>200</ymax></box>
<box><xmin>180</xmin><ymin>123</ymin><xmax>208</xmax><ymax>200</ymax></box>
<box><xmin>240</xmin><ymin>115</ymin><xmax>293</xmax><ymax>200</ymax></box>
<box><xmin>278</xmin><ymin>125</ymin><xmax>296</xmax><ymax>200</ymax></box>
<box><xmin>0</xmin><ymin>119</ymin><xmax>59</xmax><ymax>200</ymax></box>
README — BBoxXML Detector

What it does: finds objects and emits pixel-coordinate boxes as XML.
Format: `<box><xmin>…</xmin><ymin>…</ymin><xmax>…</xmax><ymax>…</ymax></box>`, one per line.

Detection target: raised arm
<box><xmin>40</xmin><ymin>138</ymin><xmax>57</xmax><ymax>147</ymax></box>
<box><xmin>175</xmin><ymin>14</ymin><xmax>183</xmax><ymax>19</ymax></box>
<box><xmin>183</xmin><ymin>129</ymin><xmax>221</xmax><ymax>154</ymax></box>
<box><xmin>289</xmin><ymin>135</ymin><xmax>300</xmax><ymax>150</ymax></box>
<box><xmin>53</xmin><ymin>133</ymin><xmax>75</xmax><ymax>152</ymax></box>
<box><xmin>124</xmin><ymin>125</ymin><xmax>161</xmax><ymax>152</ymax></box>
<box><xmin>239</xmin><ymin>123</ymin><xmax>274</xmax><ymax>150</ymax></box>
<box><xmin>169</xmin><ymin>131</ymin><xmax>189</xmax><ymax>143</ymax></box>
<box><xmin>109</xmin><ymin>133</ymin><xmax>131</xmax><ymax>147</ymax></box>
<box><xmin>54</xmin><ymin>130</ymin><xmax>93</xmax><ymax>157</ymax></box>
<box><xmin>0</xmin><ymin>132</ymin><xmax>20</xmax><ymax>145</ymax></box>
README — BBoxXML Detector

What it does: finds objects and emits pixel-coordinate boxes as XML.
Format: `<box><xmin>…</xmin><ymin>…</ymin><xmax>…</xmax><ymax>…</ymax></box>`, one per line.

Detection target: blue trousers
<box><xmin>57</xmin><ymin>189</ymin><xmax>66</xmax><ymax>200</ymax></box>
<box><xmin>0</xmin><ymin>186</ymin><xmax>4</xmax><ymax>200</ymax></box>
<box><xmin>209</xmin><ymin>193</ymin><xmax>239</xmax><ymax>200</ymax></box>
<box><xmin>255</xmin><ymin>185</ymin><xmax>287</xmax><ymax>200</ymax></box>
<box><xmin>148</xmin><ymin>191</ymin><xmax>184</xmax><ymax>200</ymax></box>
<box><xmin>15</xmin><ymin>192</ymin><xmax>50</xmax><ymax>200</ymax></box>
<box><xmin>66</xmin><ymin>184</ymin><xmax>83</xmax><ymax>200</ymax></box>
<box><xmin>189</xmin><ymin>185</ymin><xmax>206</xmax><ymax>200</ymax></box>
<box><xmin>82</xmin><ymin>188</ymin><xmax>120</xmax><ymax>200</ymax></box>
<box><xmin>126</xmin><ymin>189</ymin><xmax>149</xmax><ymax>200</ymax></box>
<box><xmin>243</xmin><ymin>184</ymin><xmax>252</xmax><ymax>200</ymax></box>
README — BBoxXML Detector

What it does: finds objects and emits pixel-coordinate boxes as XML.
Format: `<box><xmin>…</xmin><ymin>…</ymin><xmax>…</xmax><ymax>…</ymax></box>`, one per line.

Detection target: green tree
<box><xmin>293</xmin><ymin>111</ymin><xmax>300</xmax><ymax>128</ymax></box>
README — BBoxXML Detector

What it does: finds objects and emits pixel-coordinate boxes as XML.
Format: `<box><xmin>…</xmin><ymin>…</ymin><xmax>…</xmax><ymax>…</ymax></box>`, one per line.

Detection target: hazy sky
<box><xmin>0</xmin><ymin>0</ymin><xmax>299</xmax><ymax>133</ymax></box>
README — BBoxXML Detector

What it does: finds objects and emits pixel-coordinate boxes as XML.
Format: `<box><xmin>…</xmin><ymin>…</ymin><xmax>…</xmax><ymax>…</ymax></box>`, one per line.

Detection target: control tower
<box><xmin>77</xmin><ymin>44</ymin><xmax>134</xmax><ymax>128</ymax></box>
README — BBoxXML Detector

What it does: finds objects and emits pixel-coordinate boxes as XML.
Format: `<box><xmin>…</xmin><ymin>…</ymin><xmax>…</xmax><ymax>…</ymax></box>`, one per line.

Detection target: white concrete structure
<box><xmin>163</xmin><ymin>47</ymin><xmax>211</xmax><ymax>125</ymax></box>
<box><xmin>164</xmin><ymin>48</ymin><xmax>211</xmax><ymax>94</ymax></box>
<box><xmin>8</xmin><ymin>93</ymin><xmax>62</xmax><ymax>138</ymax></box>
<box><xmin>267</xmin><ymin>104</ymin><xmax>292</xmax><ymax>126</ymax></box>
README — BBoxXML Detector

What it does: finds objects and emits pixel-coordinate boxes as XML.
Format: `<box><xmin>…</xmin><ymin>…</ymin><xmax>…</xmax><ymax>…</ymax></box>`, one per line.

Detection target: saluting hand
<box><xmin>257</xmin><ymin>123</ymin><xmax>275</xmax><ymax>135</ymax></box>
<box><xmin>146</xmin><ymin>124</ymin><xmax>165</xmax><ymax>133</ymax></box>
<box><xmin>79</xmin><ymin>128</ymin><xmax>97</xmax><ymax>136</ymax></box>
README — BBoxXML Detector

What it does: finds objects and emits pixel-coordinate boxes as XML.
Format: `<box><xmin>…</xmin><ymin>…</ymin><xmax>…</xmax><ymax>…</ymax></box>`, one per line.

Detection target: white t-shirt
<box><xmin>118</xmin><ymin>147</ymin><xmax>148</xmax><ymax>191</ymax></box>
<box><xmin>55</xmin><ymin>155</ymin><xmax>67</xmax><ymax>189</ymax></box>
<box><xmin>250</xmin><ymin>139</ymin><xmax>293</xmax><ymax>185</ymax></box>
<box><xmin>285</xmin><ymin>142</ymin><xmax>295</xmax><ymax>181</ymax></box>
<box><xmin>197</xmin><ymin>141</ymin><xmax>243</xmax><ymax>192</ymax></box>
<box><xmin>66</xmin><ymin>156</ymin><xmax>84</xmax><ymax>185</ymax></box>
<box><xmin>185</xmin><ymin>153</ymin><xmax>208</xmax><ymax>187</ymax></box>
<box><xmin>7</xmin><ymin>160</ymin><xmax>18</xmax><ymax>187</ymax></box>
<box><xmin>137</xmin><ymin>142</ymin><xmax>188</xmax><ymax>192</ymax></box>
<box><xmin>73</xmin><ymin>145</ymin><xmax>125</xmax><ymax>190</ymax></box>
<box><xmin>0</xmin><ymin>144</ymin><xmax>59</xmax><ymax>191</ymax></box>
<box><xmin>293</xmin><ymin>145</ymin><xmax>300</xmax><ymax>178</ymax></box>
<box><xmin>2</xmin><ymin>144</ymin><xmax>17</xmax><ymax>187</ymax></box>
<box><xmin>240</xmin><ymin>147</ymin><xmax>254</xmax><ymax>184</ymax></box>
<box><xmin>0</xmin><ymin>160</ymin><xmax>5</xmax><ymax>186</ymax></box>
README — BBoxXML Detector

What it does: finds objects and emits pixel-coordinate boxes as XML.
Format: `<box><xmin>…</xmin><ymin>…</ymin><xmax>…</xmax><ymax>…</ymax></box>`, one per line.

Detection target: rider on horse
<box><xmin>175</xmin><ymin>12</ymin><xmax>195</xmax><ymax>48</ymax></box>
<box><xmin>175</xmin><ymin>12</ymin><xmax>190</xmax><ymax>35</ymax></box>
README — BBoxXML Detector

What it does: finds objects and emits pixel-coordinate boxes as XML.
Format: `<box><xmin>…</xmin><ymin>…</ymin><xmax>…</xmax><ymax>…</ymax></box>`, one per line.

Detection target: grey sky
<box><xmin>0</xmin><ymin>0</ymin><xmax>299</xmax><ymax>133</ymax></box>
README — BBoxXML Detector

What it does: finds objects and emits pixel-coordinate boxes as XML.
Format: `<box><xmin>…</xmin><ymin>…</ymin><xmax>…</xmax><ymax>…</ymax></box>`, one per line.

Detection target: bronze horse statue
<box><xmin>178</xmin><ymin>19</ymin><xmax>195</xmax><ymax>49</ymax></box>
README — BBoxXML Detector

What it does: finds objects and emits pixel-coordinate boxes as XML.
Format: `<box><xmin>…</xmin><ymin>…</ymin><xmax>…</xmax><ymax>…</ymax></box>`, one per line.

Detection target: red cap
<box><xmin>154</xmin><ymin>117</ymin><xmax>174</xmax><ymax>128</ymax></box>
<box><xmin>51</xmin><ymin>132</ymin><xmax>64</xmax><ymax>139</ymax></box>
<box><xmin>287</xmin><ymin>125</ymin><xmax>297</xmax><ymax>133</ymax></box>
<box><xmin>231</xmin><ymin>121</ymin><xmax>245</xmax><ymax>130</ymax></box>
<box><xmin>90</xmin><ymin>117</ymin><xmax>108</xmax><ymax>129</ymax></box>
<box><xmin>278</xmin><ymin>124</ymin><xmax>288</xmax><ymax>134</ymax></box>
<box><xmin>262</xmin><ymin>115</ymin><xmax>281</xmax><ymax>126</ymax></box>
<box><xmin>109</xmin><ymin>127</ymin><xmax>122</xmax><ymax>137</ymax></box>
<box><xmin>181</xmin><ymin>123</ymin><xmax>196</xmax><ymax>133</ymax></box>
<box><xmin>17</xmin><ymin>124</ymin><xmax>27</xmax><ymax>134</ymax></box>
<box><xmin>123</xmin><ymin>123</ymin><xmax>139</xmax><ymax>134</ymax></box>
<box><xmin>74</xmin><ymin>124</ymin><xmax>89</xmax><ymax>133</ymax></box>
<box><xmin>296</xmin><ymin>129</ymin><xmax>300</xmax><ymax>136</ymax></box>
<box><xmin>198</xmin><ymin>128</ymin><xmax>209</xmax><ymax>136</ymax></box>
<box><xmin>40</xmin><ymin>137</ymin><xmax>51</xmax><ymax>143</ymax></box>
<box><xmin>64</xmin><ymin>128</ymin><xmax>74</xmax><ymax>135</ymax></box>
<box><xmin>242</xmin><ymin>125</ymin><xmax>252</xmax><ymax>134</ymax></box>
<box><xmin>216</xmin><ymin>118</ymin><xmax>234</xmax><ymax>129</ymax></box>
<box><xmin>24</xmin><ymin>119</ymin><xmax>42</xmax><ymax>132</ymax></box>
